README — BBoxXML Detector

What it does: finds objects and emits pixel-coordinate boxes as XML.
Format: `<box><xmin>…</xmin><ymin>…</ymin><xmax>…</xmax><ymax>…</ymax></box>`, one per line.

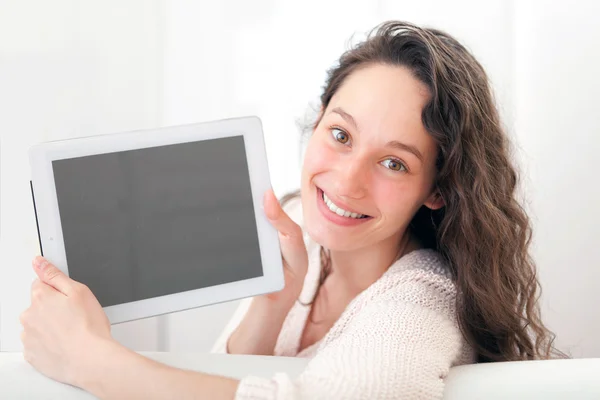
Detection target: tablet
<box><xmin>28</xmin><ymin>116</ymin><xmax>284</xmax><ymax>324</ymax></box>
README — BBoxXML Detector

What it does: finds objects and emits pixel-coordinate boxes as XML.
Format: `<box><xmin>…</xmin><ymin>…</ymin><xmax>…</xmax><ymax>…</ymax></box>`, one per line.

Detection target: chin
<box><xmin>300</xmin><ymin>182</ymin><xmax>371</xmax><ymax>251</ymax></box>
<box><xmin>301</xmin><ymin>211</ymin><xmax>361</xmax><ymax>251</ymax></box>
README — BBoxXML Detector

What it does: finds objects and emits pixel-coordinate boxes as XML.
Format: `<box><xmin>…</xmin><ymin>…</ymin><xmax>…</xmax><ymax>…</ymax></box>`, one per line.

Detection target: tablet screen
<box><xmin>51</xmin><ymin>135</ymin><xmax>264</xmax><ymax>308</ymax></box>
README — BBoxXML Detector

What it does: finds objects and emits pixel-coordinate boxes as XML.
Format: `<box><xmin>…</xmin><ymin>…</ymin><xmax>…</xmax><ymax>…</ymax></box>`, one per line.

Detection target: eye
<box><xmin>381</xmin><ymin>158</ymin><xmax>407</xmax><ymax>172</ymax></box>
<box><xmin>331</xmin><ymin>128</ymin><xmax>350</xmax><ymax>145</ymax></box>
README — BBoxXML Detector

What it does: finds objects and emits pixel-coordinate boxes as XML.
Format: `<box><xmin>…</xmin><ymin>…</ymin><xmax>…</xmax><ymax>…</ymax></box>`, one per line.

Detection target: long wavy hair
<box><xmin>284</xmin><ymin>21</ymin><xmax>564</xmax><ymax>363</ymax></box>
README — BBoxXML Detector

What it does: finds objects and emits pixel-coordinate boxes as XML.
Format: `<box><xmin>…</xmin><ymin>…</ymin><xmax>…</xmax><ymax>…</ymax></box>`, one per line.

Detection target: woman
<box><xmin>20</xmin><ymin>21</ymin><xmax>561</xmax><ymax>399</ymax></box>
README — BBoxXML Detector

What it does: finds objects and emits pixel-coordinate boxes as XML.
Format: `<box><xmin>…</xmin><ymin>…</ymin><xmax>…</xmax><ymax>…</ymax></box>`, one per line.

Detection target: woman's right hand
<box><xmin>262</xmin><ymin>189</ymin><xmax>309</xmax><ymax>307</ymax></box>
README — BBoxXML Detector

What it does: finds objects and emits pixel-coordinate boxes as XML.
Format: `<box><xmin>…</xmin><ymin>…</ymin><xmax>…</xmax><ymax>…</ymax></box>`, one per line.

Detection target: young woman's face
<box><xmin>301</xmin><ymin>64</ymin><xmax>442</xmax><ymax>252</ymax></box>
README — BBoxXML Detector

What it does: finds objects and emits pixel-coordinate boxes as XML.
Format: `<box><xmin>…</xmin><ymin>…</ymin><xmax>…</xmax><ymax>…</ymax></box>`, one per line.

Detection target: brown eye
<box><xmin>381</xmin><ymin>158</ymin><xmax>407</xmax><ymax>172</ymax></box>
<box><xmin>332</xmin><ymin>128</ymin><xmax>349</xmax><ymax>144</ymax></box>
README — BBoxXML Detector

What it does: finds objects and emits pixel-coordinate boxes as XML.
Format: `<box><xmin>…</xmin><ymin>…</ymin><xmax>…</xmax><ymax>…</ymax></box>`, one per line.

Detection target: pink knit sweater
<box><xmin>212</xmin><ymin>199</ymin><xmax>476</xmax><ymax>399</ymax></box>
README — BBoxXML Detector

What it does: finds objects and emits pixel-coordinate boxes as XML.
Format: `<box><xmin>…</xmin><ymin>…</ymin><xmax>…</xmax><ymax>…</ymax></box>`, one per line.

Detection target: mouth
<box><xmin>316</xmin><ymin>187</ymin><xmax>373</xmax><ymax>226</ymax></box>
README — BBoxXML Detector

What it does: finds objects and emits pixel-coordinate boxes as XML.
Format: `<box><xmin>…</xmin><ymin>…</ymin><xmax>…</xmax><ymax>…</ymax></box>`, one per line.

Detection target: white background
<box><xmin>1</xmin><ymin>0</ymin><xmax>598</xmax><ymax>358</ymax></box>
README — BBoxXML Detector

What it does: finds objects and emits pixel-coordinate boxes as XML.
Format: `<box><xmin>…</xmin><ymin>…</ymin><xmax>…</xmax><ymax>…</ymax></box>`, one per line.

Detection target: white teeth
<box><xmin>322</xmin><ymin>192</ymin><xmax>365</xmax><ymax>219</ymax></box>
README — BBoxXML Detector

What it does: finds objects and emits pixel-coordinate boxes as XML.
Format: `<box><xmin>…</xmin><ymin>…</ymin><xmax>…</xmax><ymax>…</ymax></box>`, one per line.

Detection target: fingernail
<box><xmin>33</xmin><ymin>256</ymin><xmax>45</xmax><ymax>269</ymax></box>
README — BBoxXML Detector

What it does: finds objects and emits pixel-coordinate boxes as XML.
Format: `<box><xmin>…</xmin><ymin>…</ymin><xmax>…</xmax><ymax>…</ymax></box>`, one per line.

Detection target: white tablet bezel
<box><xmin>29</xmin><ymin>116</ymin><xmax>284</xmax><ymax>324</ymax></box>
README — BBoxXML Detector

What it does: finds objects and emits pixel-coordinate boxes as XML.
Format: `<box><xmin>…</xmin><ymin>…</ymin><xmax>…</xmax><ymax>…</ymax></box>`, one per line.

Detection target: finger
<box><xmin>31</xmin><ymin>278</ymin><xmax>41</xmax><ymax>291</ymax></box>
<box><xmin>263</xmin><ymin>190</ymin><xmax>308</xmax><ymax>270</ymax></box>
<box><xmin>263</xmin><ymin>189</ymin><xmax>303</xmax><ymax>239</ymax></box>
<box><xmin>32</xmin><ymin>256</ymin><xmax>74</xmax><ymax>296</ymax></box>
<box><xmin>22</xmin><ymin>346</ymin><xmax>34</xmax><ymax>365</ymax></box>
<box><xmin>30</xmin><ymin>279</ymin><xmax>44</xmax><ymax>302</ymax></box>
<box><xmin>19</xmin><ymin>309</ymin><xmax>29</xmax><ymax>328</ymax></box>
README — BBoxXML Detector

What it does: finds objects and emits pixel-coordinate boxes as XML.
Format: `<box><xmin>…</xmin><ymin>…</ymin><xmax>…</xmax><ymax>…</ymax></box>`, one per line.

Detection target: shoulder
<box><xmin>352</xmin><ymin>249</ymin><xmax>457</xmax><ymax>320</ymax></box>
<box><xmin>320</xmin><ymin>249</ymin><xmax>476</xmax><ymax>366</ymax></box>
<box><xmin>342</xmin><ymin>249</ymin><xmax>476</xmax><ymax>365</ymax></box>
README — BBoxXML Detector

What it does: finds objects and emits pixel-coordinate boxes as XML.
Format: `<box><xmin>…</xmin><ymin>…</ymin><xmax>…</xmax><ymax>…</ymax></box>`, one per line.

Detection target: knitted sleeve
<box><xmin>234</xmin><ymin>273</ymin><xmax>465</xmax><ymax>400</ymax></box>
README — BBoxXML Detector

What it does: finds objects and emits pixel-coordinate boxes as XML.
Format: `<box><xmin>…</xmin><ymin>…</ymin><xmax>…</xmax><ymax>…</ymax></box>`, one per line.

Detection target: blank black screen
<box><xmin>52</xmin><ymin>135</ymin><xmax>263</xmax><ymax>307</ymax></box>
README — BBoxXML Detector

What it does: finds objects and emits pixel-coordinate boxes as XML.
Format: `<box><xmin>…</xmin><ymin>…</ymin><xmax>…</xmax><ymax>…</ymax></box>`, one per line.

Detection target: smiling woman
<box><xmin>214</xmin><ymin>20</ymin><xmax>566</xmax><ymax>396</ymax></box>
<box><xmin>300</xmin><ymin>64</ymin><xmax>441</xmax><ymax>257</ymax></box>
<box><xmin>20</xmin><ymin>20</ymin><xmax>565</xmax><ymax>400</ymax></box>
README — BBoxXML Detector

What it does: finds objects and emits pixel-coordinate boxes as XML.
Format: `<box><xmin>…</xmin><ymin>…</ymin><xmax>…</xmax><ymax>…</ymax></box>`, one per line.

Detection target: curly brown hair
<box><xmin>285</xmin><ymin>21</ymin><xmax>565</xmax><ymax>363</ymax></box>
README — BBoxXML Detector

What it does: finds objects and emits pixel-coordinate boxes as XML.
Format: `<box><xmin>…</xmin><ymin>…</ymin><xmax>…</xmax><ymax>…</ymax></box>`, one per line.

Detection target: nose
<box><xmin>331</xmin><ymin>156</ymin><xmax>369</xmax><ymax>200</ymax></box>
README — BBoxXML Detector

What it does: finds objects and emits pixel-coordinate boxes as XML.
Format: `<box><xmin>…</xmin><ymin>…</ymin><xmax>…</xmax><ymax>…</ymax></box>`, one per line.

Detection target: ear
<box><xmin>424</xmin><ymin>189</ymin><xmax>444</xmax><ymax>210</ymax></box>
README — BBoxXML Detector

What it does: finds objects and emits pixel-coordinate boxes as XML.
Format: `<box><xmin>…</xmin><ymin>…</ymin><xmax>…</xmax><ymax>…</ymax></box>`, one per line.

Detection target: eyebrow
<box><xmin>330</xmin><ymin>106</ymin><xmax>424</xmax><ymax>163</ymax></box>
<box><xmin>330</xmin><ymin>107</ymin><xmax>359</xmax><ymax>131</ymax></box>
<box><xmin>386</xmin><ymin>140</ymin><xmax>424</xmax><ymax>162</ymax></box>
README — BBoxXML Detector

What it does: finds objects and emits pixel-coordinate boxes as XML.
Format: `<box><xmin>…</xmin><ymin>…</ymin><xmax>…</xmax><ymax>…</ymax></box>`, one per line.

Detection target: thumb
<box><xmin>263</xmin><ymin>190</ymin><xmax>308</xmax><ymax>270</ymax></box>
<box><xmin>33</xmin><ymin>256</ymin><xmax>74</xmax><ymax>296</ymax></box>
<box><xmin>263</xmin><ymin>189</ymin><xmax>302</xmax><ymax>240</ymax></box>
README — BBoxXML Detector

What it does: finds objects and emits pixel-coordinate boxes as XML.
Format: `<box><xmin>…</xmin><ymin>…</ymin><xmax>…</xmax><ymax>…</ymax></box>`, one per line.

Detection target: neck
<box><xmin>327</xmin><ymin>229</ymin><xmax>413</xmax><ymax>295</ymax></box>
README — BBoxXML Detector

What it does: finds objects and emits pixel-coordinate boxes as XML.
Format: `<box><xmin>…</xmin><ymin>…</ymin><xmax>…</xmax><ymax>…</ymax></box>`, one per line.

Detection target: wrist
<box><xmin>227</xmin><ymin>295</ymin><xmax>296</xmax><ymax>355</ymax></box>
<box><xmin>72</xmin><ymin>337</ymin><xmax>126</xmax><ymax>392</ymax></box>
<box><xmin>255</xmin><ymin>292</ymin><xmax>297</xmax><ymax>315</ymax></box>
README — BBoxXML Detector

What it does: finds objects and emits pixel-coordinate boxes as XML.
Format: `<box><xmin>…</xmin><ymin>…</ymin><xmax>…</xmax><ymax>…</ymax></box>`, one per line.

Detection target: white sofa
<box><xmin>1</xmin><ymin>352</ymin><xmax>598</xmax><ymax>399</ymax></box>
<box><xmin>443</xmin><ymin>357</ymin><xmax>600</xmax><ymax>399</ymax></box>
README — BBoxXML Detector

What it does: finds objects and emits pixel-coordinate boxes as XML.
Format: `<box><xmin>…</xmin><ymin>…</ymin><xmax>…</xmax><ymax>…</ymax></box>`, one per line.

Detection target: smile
<box><xmin>316</xmin><ymin>187</ymin><xmax>372</xmax><ymax>227</ymax></box>
<box><xmin>322</xmin><ymin>192</ymin><xmax>368</xmax><ymax>219</ymax></box>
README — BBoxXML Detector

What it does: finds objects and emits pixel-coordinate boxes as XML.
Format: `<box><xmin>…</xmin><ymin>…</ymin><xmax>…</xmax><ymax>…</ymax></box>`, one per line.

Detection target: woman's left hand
<box><xmin>19</xmin><ymin>256</ymin><xmax>113</xmax><ymax>386</ymax></box>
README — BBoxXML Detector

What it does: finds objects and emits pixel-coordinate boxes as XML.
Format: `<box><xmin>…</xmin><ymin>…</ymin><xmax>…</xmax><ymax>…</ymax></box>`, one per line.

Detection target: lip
<box><xmin>316</xmin><ymin>187</ymin><xmax>372</xmax><ymax>227</ymax></box>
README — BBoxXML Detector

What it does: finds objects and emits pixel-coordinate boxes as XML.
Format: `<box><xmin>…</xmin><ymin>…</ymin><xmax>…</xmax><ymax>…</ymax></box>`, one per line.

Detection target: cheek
<box><xmin>373</xmin><ymin>182</ymin><xmax>403</xmax><ymax>211</ymax></box>
<box><xmin>371</xmin><ymin>179</ymin><xmax>423</xmax><ymax>220</ymax></box>
<box><xmin>302</xmin><ymin>136</ymin><xmax>336</xmax><ymax>180</ymax></box>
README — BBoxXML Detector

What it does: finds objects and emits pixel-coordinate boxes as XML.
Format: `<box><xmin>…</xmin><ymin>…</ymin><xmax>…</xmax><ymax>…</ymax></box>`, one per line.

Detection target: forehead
<box><xmin>327</xmin><ymin>63</ymin><xmax>431</xmax><ymax>140</ymax></box>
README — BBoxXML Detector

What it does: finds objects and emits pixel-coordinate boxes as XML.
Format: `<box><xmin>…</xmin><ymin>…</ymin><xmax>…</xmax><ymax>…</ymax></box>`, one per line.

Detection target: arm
<box><xmin>79</xmin><ymin>297</ymin><xmax>463</xmax><ymax>400</ymax></box>
<box><xmin>211</xmin><ymin>295</ymin><xmax>294</xmax><ymax>355</ymax></box>
<box><xmin>78</xmin><ymin>295</ymin><xmax>295</xmax><ymax>399</ymax></box>
<box><xmin>20</xmin><ymin>257</ymin><xmax>241</xmax><ymax>400</ymax></box>
<box><xmin>77</xmin><ymin>339</ymin><xmax>240</xmax><ymax>400</ymax></box>
<box><xmin>226</xmin><ymin>296</ymin><xmax>294</xmax><ymax>355</ymax></box>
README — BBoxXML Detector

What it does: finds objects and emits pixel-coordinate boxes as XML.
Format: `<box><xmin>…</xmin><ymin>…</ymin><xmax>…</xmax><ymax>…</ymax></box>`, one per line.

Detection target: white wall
<box><xmin>0</xmin><ymin>0</ymin><xmax>166</xmax><ymax>351</ymax></box>
<box><xmin>1</xmin><ymin>0</ymin><xmax>598</xmax><ymax>358</ymax></box>
<box><xmin>514</xmin><ymin>0</ymin><xmax>600</xmax><ymax>357</ymax></box>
